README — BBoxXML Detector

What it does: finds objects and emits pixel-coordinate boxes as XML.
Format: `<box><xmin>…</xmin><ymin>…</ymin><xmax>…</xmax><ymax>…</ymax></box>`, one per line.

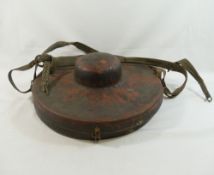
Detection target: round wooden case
<box><xmin>32</xmin><ymin>52</ymin><xmax>163</xmax><ymax>140</ymax></box>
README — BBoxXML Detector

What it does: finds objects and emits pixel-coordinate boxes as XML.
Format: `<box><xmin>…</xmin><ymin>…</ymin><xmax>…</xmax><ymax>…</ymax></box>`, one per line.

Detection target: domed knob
<box><xmin>74</xmin><ymin>52</ymin><xmax>122</xmax><ymax>87</ymax></box>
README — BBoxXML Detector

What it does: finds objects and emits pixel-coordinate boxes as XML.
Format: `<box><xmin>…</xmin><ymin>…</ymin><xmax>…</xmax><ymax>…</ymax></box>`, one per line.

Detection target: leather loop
<box><xmin>8</xmin><ymin>54</ymin><xmax>52</xmax><ymax>93</ymax></box>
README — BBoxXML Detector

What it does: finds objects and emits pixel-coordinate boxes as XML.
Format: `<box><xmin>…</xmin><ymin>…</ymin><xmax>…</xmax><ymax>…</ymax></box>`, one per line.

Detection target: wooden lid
<box><xmin>32</xmin><ymin>53</ymin><xmax>163</xmax><ymax>140</ymax></box>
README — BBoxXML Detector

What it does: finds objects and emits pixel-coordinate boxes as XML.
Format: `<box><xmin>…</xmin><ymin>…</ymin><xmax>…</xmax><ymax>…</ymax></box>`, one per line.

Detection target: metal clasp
<box><xmin>92</xmin><ymin>127</ymin><xmax>101</xmax><ymax>141</ymax></box>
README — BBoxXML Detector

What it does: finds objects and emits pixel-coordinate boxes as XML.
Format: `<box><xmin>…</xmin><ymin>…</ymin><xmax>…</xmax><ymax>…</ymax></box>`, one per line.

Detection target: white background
<box><xmin>0</xmin><ymin>0</ymin><xmax>214</xmax><ymax>175</ymax></box>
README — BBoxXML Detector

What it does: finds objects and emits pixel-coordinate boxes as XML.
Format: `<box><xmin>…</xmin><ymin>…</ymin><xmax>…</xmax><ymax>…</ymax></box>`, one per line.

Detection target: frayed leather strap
<box><xmin>8</xmin><ymin>41</ymin><xmax>212</xmax><ymax>102</ymax></box>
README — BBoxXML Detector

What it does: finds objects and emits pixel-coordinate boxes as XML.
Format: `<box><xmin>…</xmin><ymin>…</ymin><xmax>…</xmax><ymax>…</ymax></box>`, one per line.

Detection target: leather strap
<box><xmin>119</xmin><ymin>56</ymin><xmax>212</xmax><ymax>101</ymax></box>
<box><xmin>42</xmin><ymin>41</ymin><xmax>97</xmax><ymax>54</ymax></box>
<box><xmin>8</xmin><ymin>54</ymin><xmax>52</xmax><ymax>93</ymax></box>
<box><xmin>8</xmin><ymin>41</ymin><xmax>97</xmax><ymax>94</ymax></box>
<box><xmin>8</xmin><ymin>41</ymin><xmax>212</xmax><ymax>102</ymax></box>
